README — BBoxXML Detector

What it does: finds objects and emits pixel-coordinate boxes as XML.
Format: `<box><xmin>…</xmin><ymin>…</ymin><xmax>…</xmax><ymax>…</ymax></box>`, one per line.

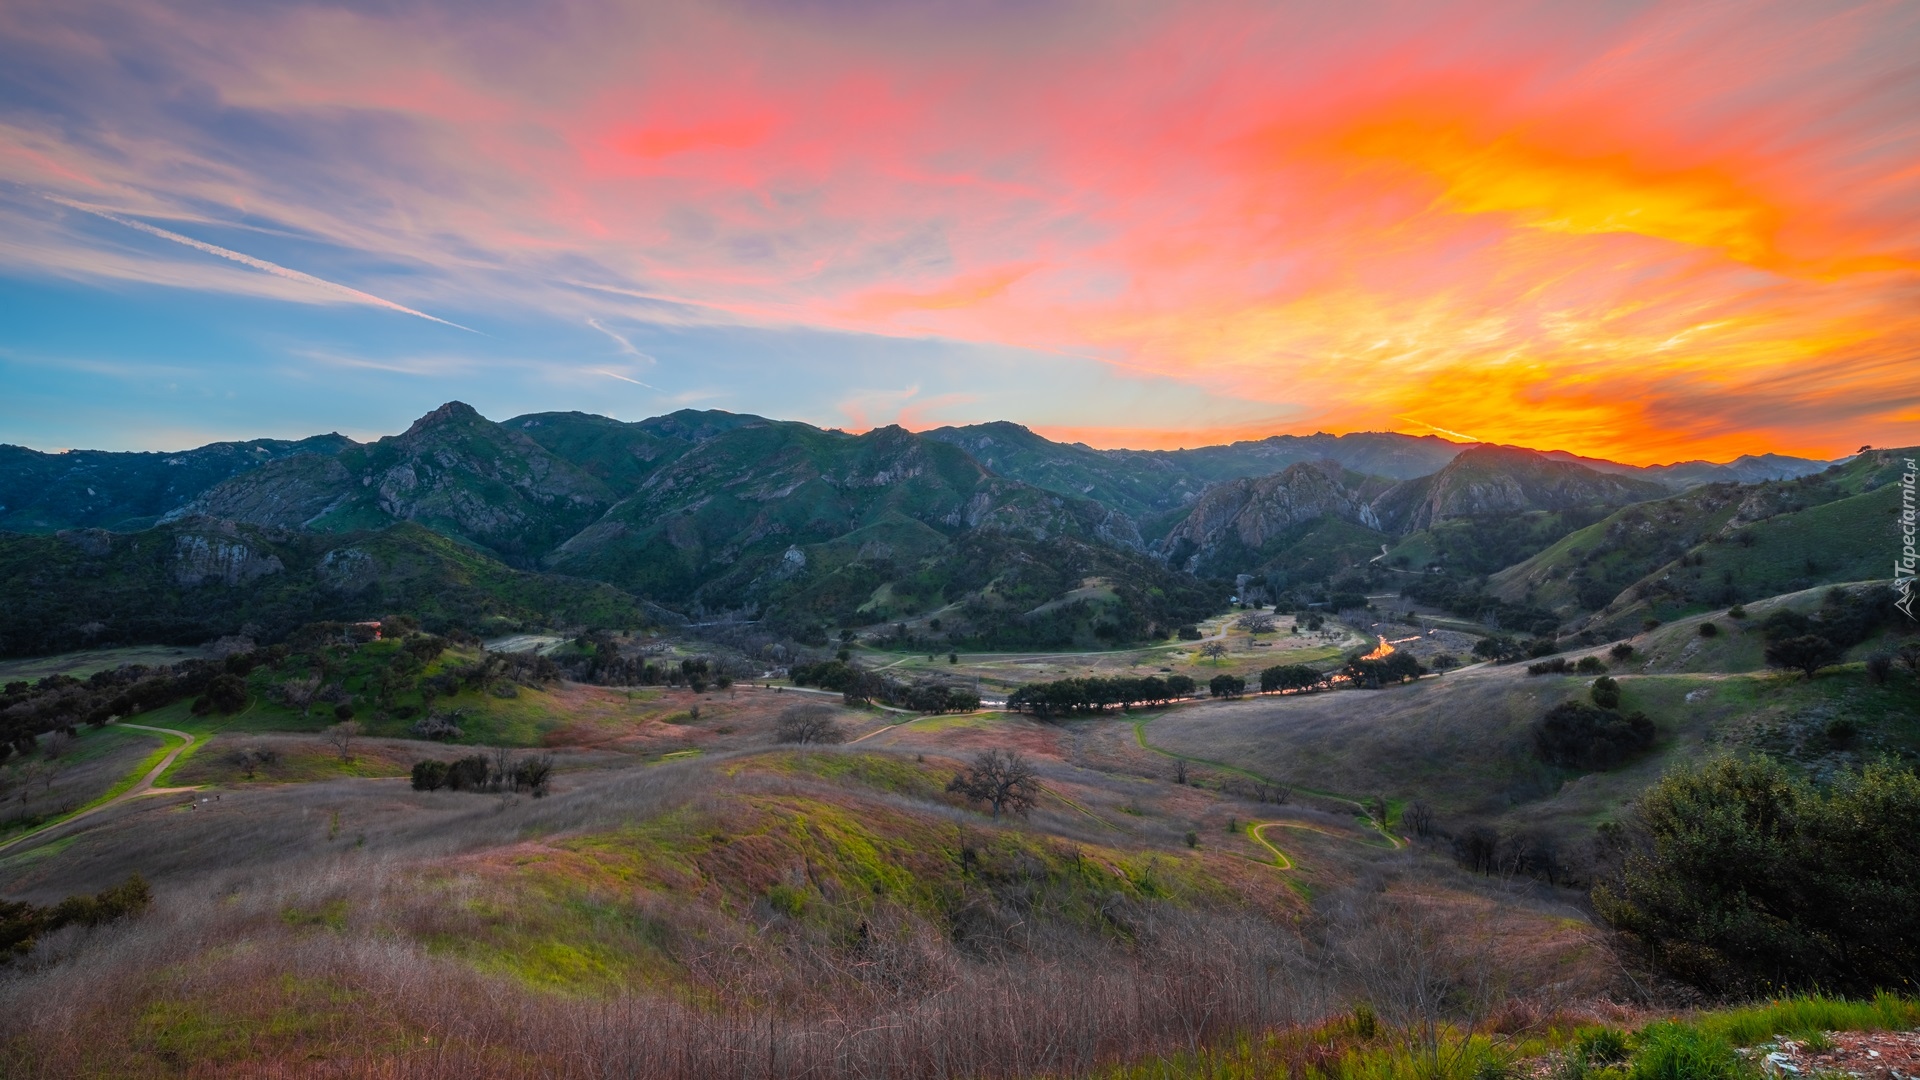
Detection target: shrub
<box><xmin>766</xmin><ymin>882</ymin><xmax>806</xmax><ymax>918</ymax></box>
<box><xmin>1176</xmin><ymin>625</ymin><xmax>1203</xmax><ymax>641</ymax></box>
<box><xmin>1589</xmin><ymin>675</ymin><xmax>1622</xmax><ymax>709</ymax></box>
<box><xmin>1865</xmin><ymin>654</ymin><xmax>1892</xmax><ymax>685</ymax></box>
<box><xmin>410</xmin><ymin>759</ymin><xmax>448</xmax><ymax>792</ymax></box>
<box><xmin>1727</xmin><ymin>604</ymin><xmax>1747</xmax><ymax>619</ymax></box>
<box><xmin>1697</xmin><ymin>622</ymin><xmax>1719</xmax><ymax>638</ymax></box>
<box><xmin>1595</xmin><ymin>757</ymin><xmax>1920</xmax><ymax>995</ymax></box>
<box><xmin>1575</xmin><ymin>656</ymin><xmax>1607</xmax><ymax>674</ymax></box>
<box><xmin>1</xmin><ymin>874</ymin><xmax>151</xmax><ymax>961</ymax></box>
<box><xmin>1610</xmin><ymin>642</ymin><xmax>1636</xmax><ymax>661</ymax></box>
<box><xmin>444</xmin><ymin>754</ymin><xmax>492</xmax><ymax>792</ymax></box>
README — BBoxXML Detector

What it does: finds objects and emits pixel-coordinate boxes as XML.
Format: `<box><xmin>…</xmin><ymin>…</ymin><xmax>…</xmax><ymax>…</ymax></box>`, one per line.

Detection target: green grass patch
<box><xmin>1695</xmin><ymin>992</ymin><xmax>1920</xmax><ymax>1047</ymax></box>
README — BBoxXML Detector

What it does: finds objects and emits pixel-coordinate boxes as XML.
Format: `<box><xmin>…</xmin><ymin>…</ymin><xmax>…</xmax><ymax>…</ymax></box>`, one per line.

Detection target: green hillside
<box><xmin>1490</xmin><ymin>446</ymin><xmax>1916</xmax><ymax>625</ymax></box>
<box><xmin>0</xmin><ymin>520</ymin><xmax>651</xmax><ymax>656</ymax></box>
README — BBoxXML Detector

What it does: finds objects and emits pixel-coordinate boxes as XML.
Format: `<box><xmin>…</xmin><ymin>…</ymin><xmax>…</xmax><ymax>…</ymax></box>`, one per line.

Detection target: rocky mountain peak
<box><xmin>402</xmin><ymin>401</ymin><xmax>484</xmax><ymax>437</ymax></box>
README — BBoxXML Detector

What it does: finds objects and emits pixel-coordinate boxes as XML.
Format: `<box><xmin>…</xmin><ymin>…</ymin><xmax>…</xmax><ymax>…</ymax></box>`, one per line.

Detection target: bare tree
<box><xmin>947</xmin><ymin>748</ymin><xmax>1039</xmax><ymax>818</ymax></box>
<box><xmin>1173</xmin><ymin>759</ymin><xmax>1188</xmax><ymax>785</ymax></box>
<box><xmin>774</xmin><ymin>704</ymin><xmax>846</xmax><ymax>745</ymax></box>
<box><xmin>1405</xmin><ymin>801</ymin><xmax>1437</xmax><ymax>839</ymax></box>
<box><xmin>324</xmin><ymin>719</ymin><xmax>361</xmax><ymax>762</ymax></box>
<box><xmin>42</xmin><ymin>730</ymin><xmax>73</xmax><ymax>760</ymax></box>
<box><xmin>279</xmin><ymin>676</ymin><xmax>322</xmax><ymax>720</ymax></box>
<box><xmin>1199</xmin><ymin>641</ymin><xmax>1228</xmax><ymax>660</ymax></box>
<box><xmin>1898</xmin><ymin>638</ymin><xmax>1920</xmax><ymax>678</ymax></box>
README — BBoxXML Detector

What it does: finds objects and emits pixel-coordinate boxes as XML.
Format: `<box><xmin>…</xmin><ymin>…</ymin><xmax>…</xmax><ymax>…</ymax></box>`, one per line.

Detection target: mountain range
<box><xmin>0</xmin><ymin>403</ymin><xmax>1863</xmax><ymax>655</ymax></box>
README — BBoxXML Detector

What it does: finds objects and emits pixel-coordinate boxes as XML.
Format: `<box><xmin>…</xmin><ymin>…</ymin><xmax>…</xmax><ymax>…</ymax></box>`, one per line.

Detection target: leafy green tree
<box><xmin>1594</xmin><ymin>756</ymin><xmax>1920</xmax><ymax>994</ymax></box>
<box><xmin>1764</xmin><ymin>634</ymin><xmax>1843</xmax><ymax>680</ymax></box>
<box><xmin>1208</xmin><ymin>673</ymin><xmax>1245</xmax><ymax>698</ymax></box>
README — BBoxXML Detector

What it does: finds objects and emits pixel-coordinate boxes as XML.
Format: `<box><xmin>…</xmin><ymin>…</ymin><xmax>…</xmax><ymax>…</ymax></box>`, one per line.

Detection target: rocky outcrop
<box><xmin>1371</xmin><ymin>445</ymin><xmax>1666</xmax><ymax>533</ymax></box>
<box><xmin>1158</xmin><ymin>461</ymin><xmax>1379</xmax><ymax>570</ymax></box>
<box><xmin>172</xmin><ymin>531</ymin><xmax>284</xmax><ymax>587</ymax></box>
<box><xmin>315</xmin><ymin>546</ymin><xmax>378</xmax><ymax>592</ymax></box>
<box><xmin>165</xmin><ymin>454</ymin><xmax>353</xmax><ymax>528</ymax></box>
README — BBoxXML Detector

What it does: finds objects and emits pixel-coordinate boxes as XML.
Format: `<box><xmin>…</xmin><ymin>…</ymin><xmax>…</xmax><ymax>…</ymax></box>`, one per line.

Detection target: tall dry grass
<box><xmin>0</xmin><ymin>752</ymin><xmax>1620</xmax><ymax>1077</ymax></box>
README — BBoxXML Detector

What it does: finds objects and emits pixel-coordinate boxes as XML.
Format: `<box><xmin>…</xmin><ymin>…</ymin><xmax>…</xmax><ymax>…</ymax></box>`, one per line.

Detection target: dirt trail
<box><xmin>1131</xmin><ymin>717</ymin><xmax>1406</xmax><ymax>850</ymax></box>
<box><xmin>0</xmin><ymin>722</ymin><xmax>198</xmax><ymax>856</ymax></box>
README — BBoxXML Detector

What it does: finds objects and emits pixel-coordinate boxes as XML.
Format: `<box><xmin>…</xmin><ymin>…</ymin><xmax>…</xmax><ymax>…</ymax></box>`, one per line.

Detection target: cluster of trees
<box><xmin>0</xmin><ymin>651</ymin><xmax>279</xmax><ymax>763</ymax></box>
<box><xmin>1342</xmin><ymin>650</ymin><xmax>1426</xmax><ymax>689</ymax></box>
<box><xmin>789</xmin><ymin>659</ymin><xmax>858</xmax><ymax>692</ymax></box>
<box><xmin>1</xmin><ymin>873</ymin><xmax>150</xmax><ymax>962</ymax></box>
<box><xmin>558</xmin><ymin>640</ymin><xmax>734</xmax><ymax>691</ymax></box>
<box><xmin>790</xmin><ymin>658</ymin><xmax>978</xmax><ymax>713</ymax></box>
<box><xmin>845</xmin><ymin>671</ymin><xmax>981</xmax><ymax>714</ymax></box>
<box><xmin>410</xmin><ymin>750</ymin><xmax>552</xmax><ymax>796</ymax></box>
<box><xmin>1596</xmin><ymin>755</ymin><xmax>1920</xmax><ymax>995</ymax></box>
<box><xmin>1208</xmin><ymin>674</ymin><xmax>1245</xmax><ymax>697</ymax></box>
<box><xmin>1399</xmin><ymin>577</ymin><xmax>1561</xmax><ymax>637</ymax></box>
<box><xmin>1759</xmin><ymin>588</ymin><xmax>1906</xmax><ymax>681</ymax></box>
<box><xmin>1527</xmin><ymin>673</ymin><xmax>1657</xmax><ymax>772</ymax></box>
<box><xmin>1258</xmin><ymin>664</ymin><xmax>1328</xmax><ymax>693</ymax></box>
<box><xmin>1525</xmin><ymin>655</ymin><xmax>1608</xmax><ymax>676</ymax></box>
<box><xmin>1532</xmin><ymin>695</ymin><xmax>1656</xmax><ymax>770</ymax></box>
<box><xmin>1005</xmin><ymin>674</ymin><xmax>1199</xmax><ymax>716</ymax></box>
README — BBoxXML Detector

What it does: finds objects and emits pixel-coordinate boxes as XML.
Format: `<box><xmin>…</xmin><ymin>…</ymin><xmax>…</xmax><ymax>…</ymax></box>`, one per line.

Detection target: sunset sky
<box><xmin>1</xmin><ymin>0</ymin><xmax>1916</xmax><ymax>463</ymax></box>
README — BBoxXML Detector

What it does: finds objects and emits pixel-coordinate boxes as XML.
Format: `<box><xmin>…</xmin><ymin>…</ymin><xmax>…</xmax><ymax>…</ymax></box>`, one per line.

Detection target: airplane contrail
<box><xmin>47</xmin><ymin>195</ymin><xmax>475</xmax><ymax>333</ymax></box>
<box><xmin>594</xmin><ymin>368</ymin><xmax>661</xmax><ymax>390</ymax></box>
<box><xmin>1394</xmin><ymin>415</ymin><xmax>1482</xmax><ymax>443</ymax></box>
<box><xmin>587</xmin><ymin>317</ymin><xmax>656</xmax><ymax>361</ymax></box>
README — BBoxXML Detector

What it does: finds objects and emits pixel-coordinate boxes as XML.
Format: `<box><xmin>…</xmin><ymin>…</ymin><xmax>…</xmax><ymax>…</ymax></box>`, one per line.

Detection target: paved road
<box><xmin>0</xmin><ymin>722</ymin><xmax>198</xmax><ymax>856</ymax></box>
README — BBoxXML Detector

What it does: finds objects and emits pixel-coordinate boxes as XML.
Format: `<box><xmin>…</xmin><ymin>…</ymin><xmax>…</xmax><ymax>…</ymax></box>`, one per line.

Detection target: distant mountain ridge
<box><xmin>4</xmin><ymin>410</ymin><xmax>1831</xmax><ymax>541</ymax></box>
<box><xmin>0</xmin><ymin>434</ymin><xmax>355</xmax><ymax>533</ymax></box>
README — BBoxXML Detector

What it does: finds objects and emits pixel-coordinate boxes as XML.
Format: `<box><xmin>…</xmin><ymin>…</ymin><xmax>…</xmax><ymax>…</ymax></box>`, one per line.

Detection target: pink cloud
<box><xmin>2</xmin><ymin>0</ymin><xmax>1917</xmax><ymax>461</ymax></box>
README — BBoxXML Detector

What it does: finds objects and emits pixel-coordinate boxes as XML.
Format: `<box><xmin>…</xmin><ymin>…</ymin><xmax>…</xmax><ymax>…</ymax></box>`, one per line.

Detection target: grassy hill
<box><xmin>1490</xmin><ymin>447</ymin><xmax>1916</xmax><ymax>629</ymax></box>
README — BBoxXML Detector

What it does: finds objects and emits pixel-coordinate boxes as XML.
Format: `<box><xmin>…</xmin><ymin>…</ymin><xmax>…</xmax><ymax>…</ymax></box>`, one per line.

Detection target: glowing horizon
<box><xmin>2</xmin><ymin>0</ymin><xmax>1916</xmax><ymax>465</ymax></box>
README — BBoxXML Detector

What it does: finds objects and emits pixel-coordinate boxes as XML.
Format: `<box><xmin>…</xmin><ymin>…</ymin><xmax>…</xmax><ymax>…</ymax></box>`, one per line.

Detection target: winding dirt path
<box><xmin>1130</xmin><ymin>716</ymin><xmax>1406</xmax><ymax>850</ymax></box>
<box><xmin>0</xmin><ymin>723</ymin><xmax>198</xmax><ymax>856</ymax></box>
